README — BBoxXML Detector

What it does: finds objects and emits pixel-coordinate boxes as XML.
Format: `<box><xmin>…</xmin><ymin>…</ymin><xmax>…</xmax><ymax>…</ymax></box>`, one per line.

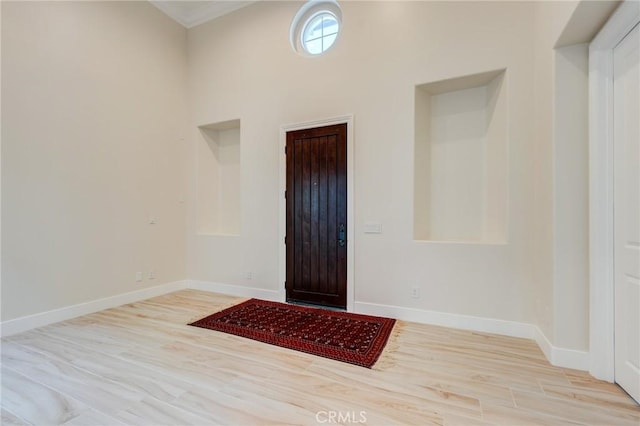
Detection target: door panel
<box><xmin>613</xmin><ymin>23</ymin><xmax>640</xmax><ymax>404</ymax></box>
<box><xmin>286</xmin><ymin>124</ymin><xmax>347</xmax><ymax>308</ymax></box>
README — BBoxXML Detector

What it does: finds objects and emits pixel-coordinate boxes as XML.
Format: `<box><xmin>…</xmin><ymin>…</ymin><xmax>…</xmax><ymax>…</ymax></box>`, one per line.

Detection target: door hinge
<box><xmin>284</xmin><ymin>190</ymin><xmax>287</xmax><ymax>199</ymax></box>
<box><xmin>284</xmin><ymin>235</ymin><xmax>287</xmax><ymax>244</ymax></box>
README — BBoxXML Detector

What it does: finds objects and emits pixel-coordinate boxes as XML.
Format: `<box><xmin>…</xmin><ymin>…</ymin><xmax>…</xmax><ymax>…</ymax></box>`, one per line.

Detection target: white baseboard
<box><xmin>354</xmin><ymin>301</ymin><xmax>536</xmax><ymax>339</ymax></box>
<box><xmin>0</xmin><ymin>280</ymin><xmax>278</xmax><ymax>338</ymax></box>
<box><xmin>0</xmin><ymin>279</ymin><xmax>591</xmax><ymax>372</ymax></box>
<box><xmin>355</xmin><ymin>301</ymin><xmax>590</xmax><ymax>371</ymax></box>
<box><xmin>186</xmin><ymin>280</ymin><xmax>281</xmax><ymax>301</ymax></box>
<box><xmin>533</xmin><ymin>326</ymin><xmax>590</xmax><ymax>371</ymax></box>
<box><xmin>0</xmin><ymin>280</ymin><xmax>187</xmax><ymax>337</ymax></box>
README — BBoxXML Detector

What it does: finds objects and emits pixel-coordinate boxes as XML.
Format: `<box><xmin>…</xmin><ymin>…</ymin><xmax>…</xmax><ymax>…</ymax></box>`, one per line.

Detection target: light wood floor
<box><xmin>1</xmin><ymin>290</ymin><xmax>638</xmax><ymax>425</ymax></box>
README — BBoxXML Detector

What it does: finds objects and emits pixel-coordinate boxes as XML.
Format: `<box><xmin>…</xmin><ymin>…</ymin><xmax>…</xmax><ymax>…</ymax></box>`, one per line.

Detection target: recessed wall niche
<box><xmin>197</xmin><ymin>119</ymin><xmax>241</xmax><ymax>235</ymax></box>
<box><xmin>414</xmin><ymin>69</ymin><xmax>507</xmax><ymax>243</ymax></box>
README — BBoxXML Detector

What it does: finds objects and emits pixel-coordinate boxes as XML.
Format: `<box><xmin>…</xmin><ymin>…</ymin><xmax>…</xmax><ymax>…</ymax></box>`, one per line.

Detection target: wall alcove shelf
<box><xmin>197</xmin><ymin>119</ymin><xmax>241</xmax><ymax>236</ymax></box>
<box><xmin>414</xmin><ymin>69</ymin><xmax>508</xmax><ymax>243</ymax></box>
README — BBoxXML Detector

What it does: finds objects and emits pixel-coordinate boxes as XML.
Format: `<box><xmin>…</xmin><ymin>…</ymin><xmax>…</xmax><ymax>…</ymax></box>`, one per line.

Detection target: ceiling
<box><xmin>150</xmin><ymin>1</ymin><xmax>256</xmax><ymax>28</ymax></box>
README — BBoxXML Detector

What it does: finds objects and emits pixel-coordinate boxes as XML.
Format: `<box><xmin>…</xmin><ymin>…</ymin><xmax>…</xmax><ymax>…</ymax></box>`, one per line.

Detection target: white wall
<box><xmin>429</xmin><ymin>85</ymin><xmax>491</xmax><ymax>242</ymax></box>
<box><xmin>187</xmin><ymin>1</ymin><xmax>541</xmax><ymax>323</ymax></box>
<box><xmin>554</xmin><ymin>43</ymin><xmax>589</xmax><ymax>351</ymax></box>
<box><xmin>197</xmin><ymin>124</ymin><xmax>241</xmax><ymax>235</ymax></box>
<box><xmin>1</xmin><ymin>1</ymin><xmax>188</xmax><ymax>321</ymax></box>
<box><xmin>531</xmin><ymin>0</ymin><xmax>617</xmax><ymax>353</ymax></box>
<box><xmin>1</xmin><ymin>2</ymin><xmax>4</xmax><ymax>323</ymax></box>
<box><xmin>530</xmin><ymin>0</ymin><xmax>581</xmax><ymax>347</ymax></box>
<box><xmin>0</xmin><ymin>0</ymin><xmax>607</xmax><ymax>361</ymax></box>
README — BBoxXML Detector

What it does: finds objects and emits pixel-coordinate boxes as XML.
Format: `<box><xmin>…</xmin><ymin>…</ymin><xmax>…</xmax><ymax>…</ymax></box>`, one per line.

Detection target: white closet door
<box><xmin>613</xmin><ymin>22</ymin><xmax>640</xmax><ymax>404</ymax></box>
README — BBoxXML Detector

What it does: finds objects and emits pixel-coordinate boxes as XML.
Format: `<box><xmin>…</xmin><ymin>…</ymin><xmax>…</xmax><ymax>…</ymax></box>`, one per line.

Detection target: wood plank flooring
<box><xmin>1</xmin><ymin>289</ymin><xmax>638</xmax><ymax>425</ymax></box>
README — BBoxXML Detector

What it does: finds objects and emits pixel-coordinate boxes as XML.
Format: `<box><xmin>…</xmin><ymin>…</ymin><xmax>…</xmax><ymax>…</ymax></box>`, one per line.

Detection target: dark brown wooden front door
<box><xmin>286</xmin><ymin>123</ymin><xmax>347</xmax><ymax>309</ymax></box>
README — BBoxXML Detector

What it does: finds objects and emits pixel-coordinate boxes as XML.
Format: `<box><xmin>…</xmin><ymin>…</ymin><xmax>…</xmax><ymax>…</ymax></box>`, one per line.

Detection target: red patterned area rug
<box><xmin>189</xmin><ymin>299</ymin><xmax>396</xmax><ymax>368</ymax></box>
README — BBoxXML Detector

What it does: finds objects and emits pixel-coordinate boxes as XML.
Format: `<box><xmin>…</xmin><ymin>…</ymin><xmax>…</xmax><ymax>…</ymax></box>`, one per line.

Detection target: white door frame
<box><xmin>589</xmin><ymin>0</ymin><xmax>640</xmax><ymax>382</ymax></box>
<box><xmin>279</xmin><ymin>115</ymin><xmax>355</xmax><ymax>311</ymax></box>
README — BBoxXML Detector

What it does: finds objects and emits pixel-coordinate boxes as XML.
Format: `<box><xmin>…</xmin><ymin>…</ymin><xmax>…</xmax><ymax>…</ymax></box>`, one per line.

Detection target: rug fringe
<box><xmin>372</xmin><ymin>320</ymin><xmax>403</xmax><ymax>371</ymax></box>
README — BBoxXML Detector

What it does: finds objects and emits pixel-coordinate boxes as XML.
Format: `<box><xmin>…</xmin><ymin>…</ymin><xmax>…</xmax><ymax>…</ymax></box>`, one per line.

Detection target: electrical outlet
<box><xmin>148</xmin><ymin>270</ymin><xmax>155</xmax><ymax>280</ymax></box>
<box><xmin>136</xmin><ymin>272</ymin><xmax>143</xmax><ymax>282</ymax></box>
<box><xmin>245</xmin><ymin>271</ymin><xmax>252</xmax><ymax>280</ymax></box>
<box><xmin>411</xmin><ymin>286</ymin><xmax>420</xmax><ymax>299</ymax></box>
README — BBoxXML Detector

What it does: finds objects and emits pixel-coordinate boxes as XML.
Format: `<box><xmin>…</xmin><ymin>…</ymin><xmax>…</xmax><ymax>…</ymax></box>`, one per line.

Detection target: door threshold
<box><xmin>286</xmin><ymin>300</ymin><xmax>346</xmax><ymax>312</ymax></box>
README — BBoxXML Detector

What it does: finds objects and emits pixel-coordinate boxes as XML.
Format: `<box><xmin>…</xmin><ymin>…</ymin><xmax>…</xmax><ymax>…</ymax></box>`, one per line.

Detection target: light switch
<box><xmin>364</xmin><ymin>222</ymin><xmax>382</xmax><ymax>234</ymax></box>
